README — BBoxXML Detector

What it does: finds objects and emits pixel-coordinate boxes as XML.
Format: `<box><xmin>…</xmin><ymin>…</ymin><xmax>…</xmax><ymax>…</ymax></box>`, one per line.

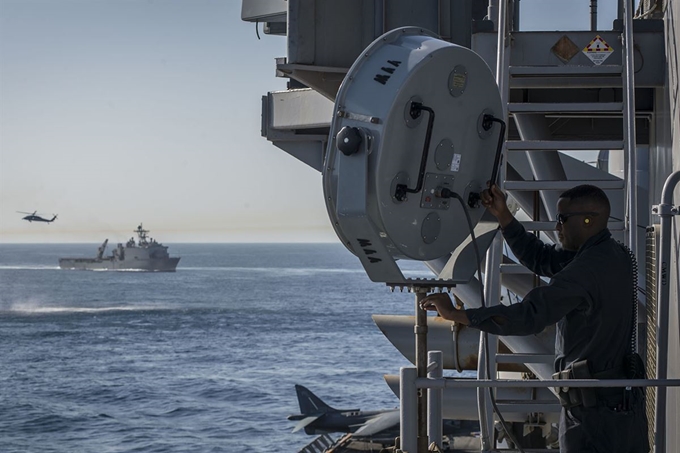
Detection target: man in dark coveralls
<box><xmin>420</xmin><ymin>184</ymin><xmax>648</xmax><ymax>453</ymax></box>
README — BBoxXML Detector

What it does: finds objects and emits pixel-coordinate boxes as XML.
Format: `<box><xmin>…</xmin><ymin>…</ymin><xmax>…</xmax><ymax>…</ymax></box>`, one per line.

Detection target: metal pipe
<box><xmin>474</xmin><ymin>0</ymin><xmax>510</xmax><ymax>448</ymax></box>
<box><xmin>480</xmin><ymin>234</ymin><xmax>503</xmax><ymax>449</ymax></box>
<box><xmin>400</xmin><ymin>367</ymin><xmax>418</xmax><ymax>453</ymax></box>
<box><xmin>476</xmin><ymin>333</ymin><xmax>492</xmax><ymax>450</ymax></box>
<box><xmin>590</xmin><ymin>0</ymin><xmax>598</xmax><ymax>31</ymax></box>
<box><xmin>415</xmin><ymin>292</ymin><xmax>428</xmax><ymax>452</ymax></box>
<box><xmin>534</xmin><ymin>191</ymin><xmax>541</xmax><ymax>288</ymax></box>
<box><xmin>374</xmin><ymin>0</ymin><xmax>384</xmax><ymax>36</ymax></box>
<box><xmin>385</xmin><ymin>374</ymin><xmax>560</xmax><ymax>422</ymax></box>
<box><xmin>487</xmin><ymin>0</ymin><xmax>498</xmax><ymax>30</ymax></box>
<box><xmin>495</xmin><ymin>0</ymin><xmax>509</xmax><ymax>97</ymax></box>
<box><xmin>416</xmin><ymin>377</ymin><xmax>680</xmax><ymax>389</ymax></box>
<box><xmin>427</xmin><ymin>351</ymin><xmax>443</xmax><ymax>450</ymax></box>
<box><xmin>512</xmin><ymin>0</ymin><xmax>520</xmax><ymax>31</ymax></box>
<box><xmin>623</xmin><ymin>0</ymin><xmax>638</xmax><ymax>258</ymax></box>
<box><xmin>652</xmin><ymin>170</ymin><xmax>680</xmax><ymax>453</ymax></box>
<box><xmin>372</xmin><ymin>314</ymin><xmax>551</xmax><ymax>372</ymax></box>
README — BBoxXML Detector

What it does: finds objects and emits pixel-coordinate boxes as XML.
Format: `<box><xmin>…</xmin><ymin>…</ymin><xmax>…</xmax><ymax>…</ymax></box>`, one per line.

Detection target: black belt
<box><xmin>552</xmin><ymin>360</ymin><xmax>626</xmax><ymax>409</ymax></box>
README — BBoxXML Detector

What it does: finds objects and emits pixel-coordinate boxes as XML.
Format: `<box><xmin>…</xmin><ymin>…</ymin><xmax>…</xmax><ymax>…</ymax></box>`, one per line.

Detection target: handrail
<box><xmin>653</xmin><ymin>170</ymin><xmax>680</xmax><ymax>453</ymax></box>
<box><xmin>401</xmin><ymin>358</ymin><xmax>680</xmax><ymax>451</ymax></box>
<box><xmin>417</xmin><ymin>377</ymin><xmax>680</xmax><ymax>389</ymax></box>
<box><xmin>623</xmin><ymin>0</ymin><xmax>638</xmax><ymax>258</ymax></box>
<box><xmin>475</xmin><ymin>0</ymin><xmax>512</xmax><ymax>450</ymax></box>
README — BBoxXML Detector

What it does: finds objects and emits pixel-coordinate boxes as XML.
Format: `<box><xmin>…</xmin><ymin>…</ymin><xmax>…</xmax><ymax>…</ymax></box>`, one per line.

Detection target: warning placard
<box><xmin>582</xmin><ymin>35</ymin><xmax>614</xmax><ymax>66</ymax></box>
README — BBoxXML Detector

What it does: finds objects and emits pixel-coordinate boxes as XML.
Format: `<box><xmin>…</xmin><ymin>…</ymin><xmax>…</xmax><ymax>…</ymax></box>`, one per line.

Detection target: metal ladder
<box><xmin>478</xmin><ymin>0</ymin><xmax>639</xmax><ymax>449</ymax></box>
<box><xmin>501</xmin><ymin>5</ymin><xmax>637</xmax><ymax>244</ymax></box>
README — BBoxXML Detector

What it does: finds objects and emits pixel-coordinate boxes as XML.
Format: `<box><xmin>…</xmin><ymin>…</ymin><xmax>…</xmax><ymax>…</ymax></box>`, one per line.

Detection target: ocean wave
<box><xmin>180</xmin><ymin>266</ymin><xmax>366</xmax><ymax>274</ymax></box>
<box><xmin>2</xmin><ymin>303</ymin><xmax>171</xmax><ymax>314</ymax></box>
<box><xmin>0</xmin><ymin>265</ymin><xmax>60</xmax><ymax>270</ymax></box>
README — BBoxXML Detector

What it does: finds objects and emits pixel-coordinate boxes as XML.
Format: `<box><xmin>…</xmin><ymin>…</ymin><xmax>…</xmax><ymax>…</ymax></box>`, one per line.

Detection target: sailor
<box><xmin>420</xmin><ymin>184</ymin><xmax>648</xmax><ymax>453</ymax></box>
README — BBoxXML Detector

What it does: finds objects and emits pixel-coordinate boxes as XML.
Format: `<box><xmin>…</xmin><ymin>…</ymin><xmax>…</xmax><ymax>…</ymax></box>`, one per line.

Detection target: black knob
<box><xmin>337</xmin><ymin>126</ymin><xmax>362</xmax><ymax>156</ymax></box>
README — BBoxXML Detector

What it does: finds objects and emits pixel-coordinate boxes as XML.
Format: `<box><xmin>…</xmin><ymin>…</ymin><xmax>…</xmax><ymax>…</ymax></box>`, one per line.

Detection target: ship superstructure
<box><xmin>242</xmin><ymin>0</ymin><xmax>680</xmax><ymax>451</ymax></box>
<box><xmin>59</xmin><ymin>224</ymin><xmax>180</xmax><ymax>272</ymax></box>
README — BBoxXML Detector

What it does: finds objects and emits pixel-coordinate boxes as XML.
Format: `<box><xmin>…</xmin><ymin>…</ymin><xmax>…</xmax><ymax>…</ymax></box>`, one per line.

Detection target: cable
<box><xmin>619</xmin><ymin>242</ymin><xmax>642</xmax><ymax>411</ymax></box>
<box><xmin>443</xmin><ymin>190</ymin><xmax>527</xmax><ymax>453</ymax></box>
<box><xmin>619</xmin><ymin>243</ymin><xmax>639</xmax><ymax>360</ymax></box>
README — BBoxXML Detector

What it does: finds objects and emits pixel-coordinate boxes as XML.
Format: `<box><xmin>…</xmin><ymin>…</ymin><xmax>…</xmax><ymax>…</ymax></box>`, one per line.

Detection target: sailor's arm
<box><xmin>480</xmin><ymin>184</ymin><xmax>514</xmax><ymax>228</ymax></box>
<box><xmin>420</xmin><ymin>294</ymin><xmax>520</xmax><ymax>331</ymax></box>
<box><xmin>421</xmin><ymin>275</ymin><xmax>588</xmax><ymax>336</ymax></box>
<box><xmin>482</xmin><ymin>185</ymin><xmax>574</xmax><ymax>277</ymax></box>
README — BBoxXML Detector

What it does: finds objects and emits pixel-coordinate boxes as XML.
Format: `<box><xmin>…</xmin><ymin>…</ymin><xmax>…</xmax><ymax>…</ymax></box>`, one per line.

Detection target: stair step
<box><xmin>506</xmin><ymin>140</ymin><xmax>624</xmax><ymax>151</ymax></box>
<box><xmin>518</xmin><ymin>220</ymin><xmax>625</xmax><ymax>231</ymax></box>
<box><xmin>508</xmin><ymin>102</ymin><xmax>623</xmax><ymax>113</ymax></box>
<box><xmin>511</xmin><ymin>77</ymin><xmax>624</xmax><ymax>89</ymax></box>
<box><xmin>495</xmin><ymin>403</ymin><xmax>562</xmax><ymax>413</ymax></box>
<box><xmin>504</xmin><ymin>180</ymin><xmax>625</xmax><ymax>190</ymax></box>
<box><xmin>518</xmin><ymin>221</ymin><xmax>561</xmax><ymax>231</ymax></box>
<box><xmin>499</xmin><ymin>264</ymin><xmax>534</xmax><ymax>274</ymax></box>
<box><xmin>509</xmin><ymin>65</ymin><xmax>623</xmax><ymax>76</ymax></box>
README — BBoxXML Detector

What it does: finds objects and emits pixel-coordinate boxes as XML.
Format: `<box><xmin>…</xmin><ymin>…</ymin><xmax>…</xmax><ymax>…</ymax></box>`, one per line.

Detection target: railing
<box><xmin>652</xmin><ymin>170</ymin><xmax>680</xmax><ymax>453</ymax></box>
<box><xmin>398</xmin><ymin>351</ymin><xmax>680</xmax><ymax>453</ymax></box>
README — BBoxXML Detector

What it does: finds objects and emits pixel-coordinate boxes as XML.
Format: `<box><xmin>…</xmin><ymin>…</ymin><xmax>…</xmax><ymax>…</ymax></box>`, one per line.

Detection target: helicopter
<box><xmin>17</xmin><ymin>211</ymin><xmax>58</xmax><ymax>223</ymax></box>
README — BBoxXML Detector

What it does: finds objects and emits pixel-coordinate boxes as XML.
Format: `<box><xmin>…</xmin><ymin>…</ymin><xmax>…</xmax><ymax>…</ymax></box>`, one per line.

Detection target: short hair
<box><xmin>559</xmin><ymin>184</ymin><xmax>611</xmax><ymax>215</ymax></box>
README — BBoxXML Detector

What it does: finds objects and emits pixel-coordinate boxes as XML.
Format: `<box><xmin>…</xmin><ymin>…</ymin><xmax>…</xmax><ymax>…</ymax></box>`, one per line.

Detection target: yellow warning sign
<box><xmin>582</xmin><ymin>35</ymin><xmax>614</xmax><ymax>66</ymax></box>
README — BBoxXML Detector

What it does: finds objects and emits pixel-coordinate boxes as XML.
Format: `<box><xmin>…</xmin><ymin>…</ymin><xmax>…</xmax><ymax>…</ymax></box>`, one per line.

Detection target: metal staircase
<box><xmin>479</xmin><ymin>0</ymin><xmax>640</xmax><ymax>448</ymax></box>
<box><xmin>500</xmin><ymin>13</ymin><xmax>637</xmax><ymax>237</ymax></box>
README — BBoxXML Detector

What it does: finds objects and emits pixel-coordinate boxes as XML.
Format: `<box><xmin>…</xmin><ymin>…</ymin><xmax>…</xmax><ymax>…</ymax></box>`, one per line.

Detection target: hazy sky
<box><xmin>0</xmin><ymin>0</ymin><xmax>620</xmax><ymax>243</ymax></box>
<box><xmin>1</xmin><ymin>0</ymin><xmax>327</xmax><ymax>243</ymax></box>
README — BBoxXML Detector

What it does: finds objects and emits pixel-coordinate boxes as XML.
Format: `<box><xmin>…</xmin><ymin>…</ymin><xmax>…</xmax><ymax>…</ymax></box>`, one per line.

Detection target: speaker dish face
<box><xmin>323</xmin><ymin>27</ymin><xmax>502</xmax><ymax>283</ymax></box>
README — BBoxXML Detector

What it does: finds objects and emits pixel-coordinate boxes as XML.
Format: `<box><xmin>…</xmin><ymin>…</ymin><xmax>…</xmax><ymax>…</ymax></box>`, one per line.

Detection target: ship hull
<box><xmin>59</xmin><ymin>257</ymin><xmax>180</xmax><ymax>272</ymax></box>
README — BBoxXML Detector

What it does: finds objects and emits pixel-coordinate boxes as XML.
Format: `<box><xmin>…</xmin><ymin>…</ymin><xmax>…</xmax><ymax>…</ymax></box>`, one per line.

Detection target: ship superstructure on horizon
<box><xmin>58</xmin><ymin>224</ymin><xmax>180</xmax><ymax>272</ymax></box>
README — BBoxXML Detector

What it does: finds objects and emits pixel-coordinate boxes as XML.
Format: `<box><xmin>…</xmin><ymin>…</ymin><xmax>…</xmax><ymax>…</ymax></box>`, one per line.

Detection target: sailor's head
<box><xmin>555</xmin><ymin>184</ymin><xmax>611</xmax><ymax>251</ymax></box>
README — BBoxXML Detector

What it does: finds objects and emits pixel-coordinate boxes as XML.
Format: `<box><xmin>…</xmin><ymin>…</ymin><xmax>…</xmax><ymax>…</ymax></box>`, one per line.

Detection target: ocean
<box><xmin>0</xmin><ymin>243</ymin><xmax>431</xmax><ymax>453</ymax></box>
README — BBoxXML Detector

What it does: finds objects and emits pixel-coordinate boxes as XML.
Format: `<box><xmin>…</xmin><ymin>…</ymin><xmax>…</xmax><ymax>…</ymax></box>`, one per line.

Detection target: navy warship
<box><xmin>59</xmin><ymin>224</ymin><xmax>180</xmax><ymax>272</ymax></box>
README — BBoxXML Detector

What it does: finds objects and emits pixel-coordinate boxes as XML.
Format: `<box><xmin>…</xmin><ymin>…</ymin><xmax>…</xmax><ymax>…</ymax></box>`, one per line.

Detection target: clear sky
<box><xmin>1</xmin><ymin>0</ymin><xmax>332</xmax><ymax>243</ymax></box>
<box><xmin>0</xmin><ymin>0</ymin><xmax>620</xmax><ymax>244</ymax></box>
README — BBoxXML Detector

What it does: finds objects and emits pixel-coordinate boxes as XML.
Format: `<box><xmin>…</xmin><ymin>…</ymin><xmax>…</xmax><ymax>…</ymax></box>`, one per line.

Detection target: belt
<box><xmin>552</xmin><ymin>360</ymin><xmax>627</xmax><ymax>409</ymax></box>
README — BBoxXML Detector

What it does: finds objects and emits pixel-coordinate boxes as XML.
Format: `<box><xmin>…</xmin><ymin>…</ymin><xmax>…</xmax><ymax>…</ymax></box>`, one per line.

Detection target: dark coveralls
<box><xmin>465</xmin><ymin>218</ymin><xmax>648</xmax><ymax>453</ymax></box>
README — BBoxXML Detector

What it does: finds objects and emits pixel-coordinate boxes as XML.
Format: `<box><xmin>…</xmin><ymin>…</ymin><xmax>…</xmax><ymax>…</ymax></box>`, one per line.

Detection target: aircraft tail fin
<box><xmin>295</xmin><ymin>385</ymin><xmax>338</xmax><ymax>414</ymax></box>
<box><xmin>50</xmin><ymin>215</ymin><xmax>58</xmax><ymax>222</ymax></box>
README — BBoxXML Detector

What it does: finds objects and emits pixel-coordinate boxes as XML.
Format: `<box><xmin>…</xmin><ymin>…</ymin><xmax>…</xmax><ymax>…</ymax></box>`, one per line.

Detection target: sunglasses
<box><xmin>556</xmin><ymin>212</ymin><xmax>599</xmax><ymax>225</ymax></box>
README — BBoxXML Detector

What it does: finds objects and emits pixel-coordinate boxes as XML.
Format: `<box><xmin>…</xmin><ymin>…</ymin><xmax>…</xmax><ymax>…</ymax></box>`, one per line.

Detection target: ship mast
<box><xmin>134</xmin><ymin>224</ymin><xmax>150</xmax><ymax>246</ymax></box>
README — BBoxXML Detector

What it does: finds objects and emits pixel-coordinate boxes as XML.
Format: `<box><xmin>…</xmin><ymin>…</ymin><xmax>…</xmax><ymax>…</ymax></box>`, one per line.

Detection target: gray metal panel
<box><xmin>267</xmin><ymin>89</ymin><xmax>333</xmax><ymax>129</ymax></box>
<box><xmin>383</xmin><ymin>0</ymin><xmax>439</xmax><ymax>33</ymax></box>
<box><xmin>241</xmin><ymin>0</ymin><xmax>287</xmax><ymax>22</ymax></box>
<box><xmin>260</xmin><ymin>90</ymin><xmax>330</xmax><ymax>171</ymax></box>
<box><xmin>472</xmin><ymin>30</ymin><xmax>665</xmax><ymax>88</ymax></box>
<box><xmin>288</xmin><ymin>0</ymin><xmax>377</xmax><ymax>68</ymax></box>
<box><xmin>274</xmin><ymin>64</ymin><xmax>348</xmax><ymax>100</ymax></box>
<box><xmin>271</xmin><ymin>139</ymin><xmax>326</xmax><ymax>172</ymax></box>
<box><xmin>285</xmin><ymin>0</ymin><xmax>451</xmax><ymax>92</ymax></box>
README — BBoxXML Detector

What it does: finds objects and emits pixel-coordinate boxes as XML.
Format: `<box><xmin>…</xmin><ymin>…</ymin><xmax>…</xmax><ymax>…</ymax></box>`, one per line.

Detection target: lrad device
<box><xmin>323</xmin><ymin>27</ymin><xmax>504</xmax><ymax>285</ymax></box>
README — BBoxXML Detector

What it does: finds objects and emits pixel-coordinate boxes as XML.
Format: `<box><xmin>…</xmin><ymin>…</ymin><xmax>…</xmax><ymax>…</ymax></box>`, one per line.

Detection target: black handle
<box><xmin>394</xmin><ymin>102</ymin><xmax>435</xmax><ymax>201</ymax></box>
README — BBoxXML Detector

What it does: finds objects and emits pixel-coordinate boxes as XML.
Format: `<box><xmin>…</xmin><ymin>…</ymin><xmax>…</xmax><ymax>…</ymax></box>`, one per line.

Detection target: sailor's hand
<box><xmin>481</xmin><ymin>184</ymin><xmax>514</xmax><ymax>228</ymax></box>
<box><xmin>420</xmin><ymin>293</ymin><xmax>471</xmax><ymax>325</ymax></box>
<box><xmin>420</xmin><ymin>293</ymin><xmax>456</xmax><ymax>318</ymax></box>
